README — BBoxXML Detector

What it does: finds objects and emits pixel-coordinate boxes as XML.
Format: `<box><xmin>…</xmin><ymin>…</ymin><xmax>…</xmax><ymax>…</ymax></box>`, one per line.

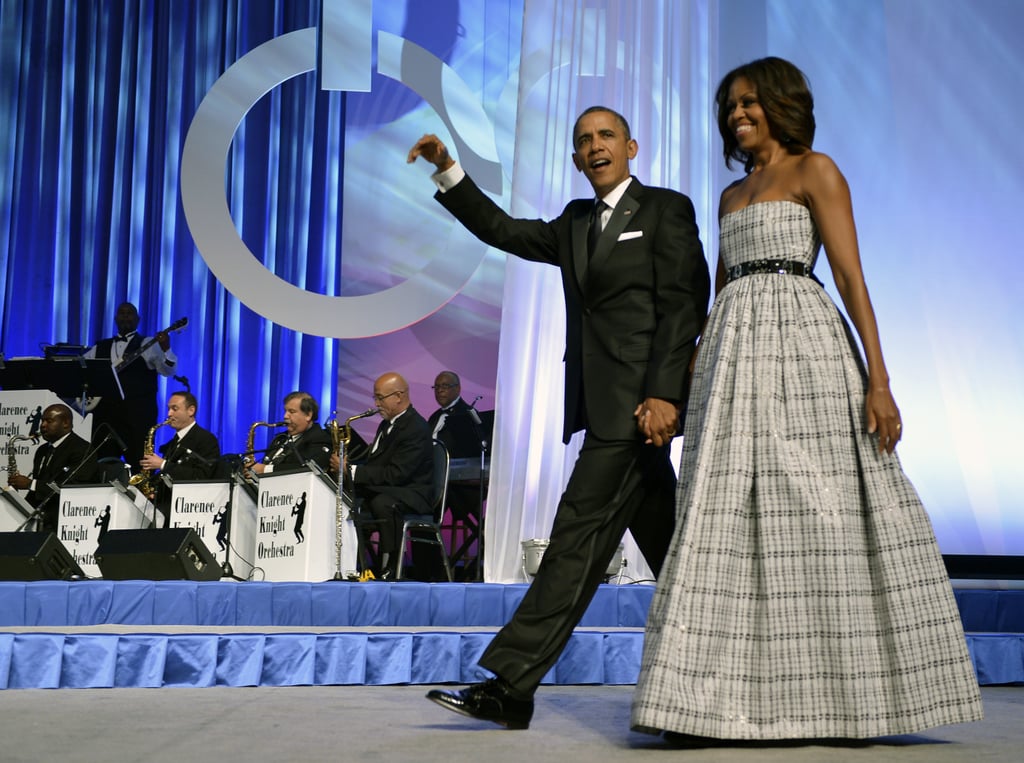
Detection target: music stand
<box><xmin>1</xmin><ymin>486</ymin><xmax>37</xmax><ymax>530</ymax></box>
<box><xmin>0</xmin><ymin>357</ymin><xmax>124</xmax><ymax>415</ymax></box>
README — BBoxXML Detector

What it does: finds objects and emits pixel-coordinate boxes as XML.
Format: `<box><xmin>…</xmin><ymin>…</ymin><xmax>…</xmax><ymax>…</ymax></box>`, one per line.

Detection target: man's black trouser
<box><xmin>479</xmin><ymin>433</ymin><xmax>676</xmax><ymax>694</ymax></box>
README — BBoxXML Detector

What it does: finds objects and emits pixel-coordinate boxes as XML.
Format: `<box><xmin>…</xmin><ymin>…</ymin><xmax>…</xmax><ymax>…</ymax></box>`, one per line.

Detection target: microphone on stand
<box><xmin>467</xmin><ymin>396</ymin><xmax>488</xmax><ymax>452</ymax></box>
<box><xmin>105</xmin><ymin>424</ymin><xmax>128</xmax><ymax>455</ymax></box>
<box><xmin>467</xmin><ymin>396</ymin><xmax>484</xmax><ymax>426</ymax></box>
<box><xmin>181</xmin><ymin>448</ymin><xmax>214</xmax><ymax>468</ymax></box>
<box><xmin>283</xmin><ymin>436</ymin><xmax>304</xmax><ymax>465</ymax></box>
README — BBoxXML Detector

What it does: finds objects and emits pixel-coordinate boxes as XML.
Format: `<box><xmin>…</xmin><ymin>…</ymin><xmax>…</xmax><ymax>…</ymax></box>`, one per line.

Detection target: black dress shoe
<box><xmin>426</xmin><ymin>678</ymin><xmax>534</xmax><ymax>729</ymax></box>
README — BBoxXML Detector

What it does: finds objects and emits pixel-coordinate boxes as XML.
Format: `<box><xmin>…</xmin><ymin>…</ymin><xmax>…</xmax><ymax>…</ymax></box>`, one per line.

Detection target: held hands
<box><xmin>633</xmin><ymin>397</ymin><xmax>680</xmax><ymax>447</ymax></box>
<box><xmin>407</xmin><ymin>134</ymin><xmax>455</xmax><ymax>172</ymax></box>
<box><xmin>156</xmin><ymin>331</ymin><xmax>171</xmax><ymax>352</ymax></box>
<box><xmin>865</xmin><ymin>384</ymin><xmax>902</xmax><ymax>454</ymax></box>
<box><xmin>7</xmin><ymin>473</ymin><xmax>30</xmax><ymax>490</ymax></box>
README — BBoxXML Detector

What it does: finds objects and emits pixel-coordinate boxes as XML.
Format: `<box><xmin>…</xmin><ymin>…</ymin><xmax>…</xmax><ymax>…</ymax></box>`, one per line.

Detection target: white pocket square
<box><xmin>618</xmin><ymin>230</ymin><xmax>643</xmax><ymax>241</ymax></box>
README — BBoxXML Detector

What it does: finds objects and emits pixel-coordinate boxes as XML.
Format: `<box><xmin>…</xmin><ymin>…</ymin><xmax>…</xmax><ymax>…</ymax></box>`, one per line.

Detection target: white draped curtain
<box><xmin>484</xmin><ymin>0</ymin><xmax>714</xmax><ymax>582</ymax></box>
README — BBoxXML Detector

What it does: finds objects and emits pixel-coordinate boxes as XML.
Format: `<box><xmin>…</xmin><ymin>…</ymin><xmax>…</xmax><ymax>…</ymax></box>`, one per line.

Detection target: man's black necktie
<box><xmin>588</xmin><ymin>200</ymin><xmax>608</xmax><ymax>259</ymax></box>
<box><xmin>164</xmin><ymin>434</ymin><xmax>180</xmax><ymax>461</ymax></box>
<box><xmin>39</xmin><ymin>443</ymin><xmax>54</xmax><ymax>474</ymax></box>
<box><xmin>372</xmin><ymin>419</ymin><xmax>393</xmax><ymax>454</ymax></box>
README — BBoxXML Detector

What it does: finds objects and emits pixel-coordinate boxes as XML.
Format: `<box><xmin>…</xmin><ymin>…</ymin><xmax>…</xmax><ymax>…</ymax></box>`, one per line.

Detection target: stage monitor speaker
<box><xmin>0</xmin><ymin>532</ymin><xmax>85</xmax><ymax>580</ymax></box>
<box><xmin>94</xmin><ymin>528</ymin><xmax>221</xmax><ymax>581</ymax></box>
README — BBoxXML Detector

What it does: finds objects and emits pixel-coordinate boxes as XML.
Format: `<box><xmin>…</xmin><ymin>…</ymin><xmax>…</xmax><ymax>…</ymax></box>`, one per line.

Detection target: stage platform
<box><xmin>1</xmin><ymin>582</ymin><xmax>1021</xmax><ymax>690</ymax></box>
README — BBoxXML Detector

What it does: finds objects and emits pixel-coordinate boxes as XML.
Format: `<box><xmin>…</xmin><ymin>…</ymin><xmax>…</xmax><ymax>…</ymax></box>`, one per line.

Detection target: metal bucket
<box><xmin>521</xmin><ymin>538</ymin><xmax>624</xmax><ymax>578</ymax></box>
<box><xmin>521</xmin><ymin>538</ymin><xmax>549</xmax><ymax>576</ymax></box>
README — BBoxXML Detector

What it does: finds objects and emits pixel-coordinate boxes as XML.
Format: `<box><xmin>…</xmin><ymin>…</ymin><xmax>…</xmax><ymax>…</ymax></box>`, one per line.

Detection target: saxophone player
<box><xmin>7</xmin><ymin>404</ymin><xmax>98</xmax><ymax>533</ymax></box>
<box><xmin>348</xmin><ymin>373</ymin><xmax>434</xmax><ymax>581</ymax></box>
<box><xmin>139</xmin><ymin>391</ymin><xmax>221</xmax><ymax>527</ymax></box>
<box><xmin>251</xmin><ymin>392</ymin><xmax>332</xmax><ymax>475</ymax></box>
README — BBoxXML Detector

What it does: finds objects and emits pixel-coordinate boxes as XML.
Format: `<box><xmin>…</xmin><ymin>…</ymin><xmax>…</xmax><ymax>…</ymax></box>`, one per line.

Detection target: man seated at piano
<box><xmin>427</xmin><ymin>371</ymin><xmax>483</xmax><ymax>461</ymax></box>
<box><xmin>427</xmin><ymin>370</ymin><xmax>489</xmax><ymax>577</ymax></box>
<box><xmin>139</xmin><ymin>390</ymin><xmax>221</xmax><ymax>527</ymax></box>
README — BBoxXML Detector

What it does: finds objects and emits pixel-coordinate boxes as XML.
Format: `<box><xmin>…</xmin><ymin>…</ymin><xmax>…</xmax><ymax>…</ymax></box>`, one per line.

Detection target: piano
<box><xmin>448</xmin><ymin>456</ymin><xmax>490</xmax><ymax>483</ymax></box>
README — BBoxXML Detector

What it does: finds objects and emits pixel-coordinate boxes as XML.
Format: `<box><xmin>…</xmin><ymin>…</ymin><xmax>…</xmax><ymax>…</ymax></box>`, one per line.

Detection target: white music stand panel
<box><xmin>168</xmin><ymin>478</ymin><xmax>229</xmax><ymax>562</ymax></box>
<box><xmin>57</xmin><ymin>484</ymin><xmax>154</xmax><ymax>577</ymax></box>
<box><xmin>255</xmin><ymin>469</ymin><xmax>343</xmax><ymax>581</ymax></box>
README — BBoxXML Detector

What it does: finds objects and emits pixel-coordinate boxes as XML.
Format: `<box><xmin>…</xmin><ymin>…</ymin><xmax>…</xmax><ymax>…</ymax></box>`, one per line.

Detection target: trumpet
<box><xmin>242</xmin><ymin>420</ymin><xmax>287</xmax><ymax>469</ymax></box>
<box><xmin>6</xmin><ymin>433</ymin><xmax>40</xmax><ymax>486</ymax></box>
<box><xmin>327</xmin><ymin>408</ymin><xmax>378</xmax><ymax>580</ymax></box>
<box><xmin>129</xmin><ymin>419</ymin><xmax>171</xmax><ymax>500</ymax></box>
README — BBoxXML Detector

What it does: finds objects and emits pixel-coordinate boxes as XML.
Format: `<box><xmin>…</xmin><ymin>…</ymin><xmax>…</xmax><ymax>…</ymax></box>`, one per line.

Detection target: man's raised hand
<box><xmin>407</xmin><ymin>134</ymin><xmax>455</xmax><ymax>172</ymax></box>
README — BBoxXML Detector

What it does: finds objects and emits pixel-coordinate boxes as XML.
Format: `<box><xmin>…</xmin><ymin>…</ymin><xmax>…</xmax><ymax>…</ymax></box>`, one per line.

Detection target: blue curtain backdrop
<box><xmin>0</xmin><ymin>0</ymin><xmax>339</xmax><ymax>454</ymax></box>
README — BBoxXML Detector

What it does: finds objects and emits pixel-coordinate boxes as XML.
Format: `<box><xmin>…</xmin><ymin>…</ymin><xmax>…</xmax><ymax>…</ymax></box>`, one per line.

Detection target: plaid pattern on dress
<box><xmin>631</xmin><ymin>201</ymin><xmax>982</xmax><ymax>739</ymax></box>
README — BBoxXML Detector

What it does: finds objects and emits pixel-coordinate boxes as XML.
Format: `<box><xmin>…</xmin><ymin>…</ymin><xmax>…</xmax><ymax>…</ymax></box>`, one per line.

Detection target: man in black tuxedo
<box><xmin>348</xmin><ymin>372</ymin><xmax>433</xmax><ymax>581</ymax></box>
<box><xmin>251</xmin><ymin>392</ymin><xmax>332</xmax><ymax>475</ymax></box>
<box><xmin>85</xmin><ymin>302</ymin><xmax>177</xmax><ymax>468</ymax></box>
<box><xmin>8</xmin><ymin>404</ymin><xmax>98</xmax><ymax>533</ymax></box>
<box><xmin>139</xmin><ymin>391</ymin><xmax>221</xmax><ymax>527</ymax></box>
<box><xmin>409</xmin><ymin>107</ymin><xmax>709</xmax><ymax>728</ymax></box>
<box><xmin>426</xmin><ymin>370</ymin><xmax>486</xmax><ymax>578</ymax></box>
<box><xmin>427</xmin><ymin>371</ymin><xmax>482</xmax><ymax>460</ymax></box>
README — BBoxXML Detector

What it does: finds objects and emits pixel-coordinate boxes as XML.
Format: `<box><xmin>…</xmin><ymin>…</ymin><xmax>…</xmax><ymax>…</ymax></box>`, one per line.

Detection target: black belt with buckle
<box><xmin>726</xmin><ymin>259</ymin><xmax>812</xmax><ymax>282</ymax></box>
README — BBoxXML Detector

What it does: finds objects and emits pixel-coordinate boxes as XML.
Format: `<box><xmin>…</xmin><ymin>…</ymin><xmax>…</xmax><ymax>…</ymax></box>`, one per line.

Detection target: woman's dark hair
<box><xmin>715</xmin><ymin>57</ymin><xmax>815</xmax><ymax>173</ymax></box>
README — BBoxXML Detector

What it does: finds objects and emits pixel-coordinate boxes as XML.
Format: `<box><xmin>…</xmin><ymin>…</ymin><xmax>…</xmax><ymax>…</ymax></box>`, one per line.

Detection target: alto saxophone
<box><xmin>128</xmin><ymin>419</ymin><xmax>171</xmax><ymax>500</ymax></box>
<box><xmin>327</xmin><ymin>408</ymin><xmax>378</xmax><ymax>580</ymax></box>
<box><xmin>6</xmin><ymin>433</ymin><xmax>40</xmax><ymax>486</ymax></box>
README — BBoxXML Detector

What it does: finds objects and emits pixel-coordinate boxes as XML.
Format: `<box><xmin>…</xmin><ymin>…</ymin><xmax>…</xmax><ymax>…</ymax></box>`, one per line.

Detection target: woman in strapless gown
<box><xmin>631</xmin><ymin>57</ymin><xmax>982</xmax><ymax>741</ymax></box>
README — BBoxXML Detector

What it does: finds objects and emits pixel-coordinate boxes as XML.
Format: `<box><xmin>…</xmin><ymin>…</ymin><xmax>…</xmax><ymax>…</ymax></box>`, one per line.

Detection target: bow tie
<box><xmin>115</xmin><ymin>333</ymin><xmax>135</xmax><ymax>342</ymax></box>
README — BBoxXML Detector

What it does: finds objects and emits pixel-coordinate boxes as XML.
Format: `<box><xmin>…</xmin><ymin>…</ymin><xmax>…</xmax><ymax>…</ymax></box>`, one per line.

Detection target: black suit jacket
<box><xmin>428</xmin><ymin>398</ymin><xmax>484</xmax><ymax>459</ymax></box>
<box><xmin>26</xmin><ymin>432</ymin><xmax>97</xmax><ymax>527</ymax></box>
<box><xmin>150</xmin><ymin>424</ymin><xmax>222</xmax><ymax>517</ymax></box>
<box><xmin>262</xmin><ymin>423</ymin><xmax>332</xmax><ymax>472</ymax></box>
<box><xmin>353</xmin><ymin>407</ymin><xmax>433</xmax><ymax>514</ymax></box>
<box><xmin>437</xmin><ymin>175</ymin><xmax>709</xmax><ymax>443</ymax></box>
<box><xmin>159</xmin><ymin>424</ymin><xmax>221</xmax><ymax>482</ymax></box>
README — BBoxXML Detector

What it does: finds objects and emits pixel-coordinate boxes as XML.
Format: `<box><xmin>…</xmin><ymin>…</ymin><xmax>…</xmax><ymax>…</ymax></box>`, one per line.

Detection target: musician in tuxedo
<box><xmin>426</xmin><ymin>370</ymin><xmax>486</xmax><ymax>580</ymax></box>
<box><xmin>7</xmin><ymin>404</ymin><xmax>98</xmax><ymax>533</ymax></box>
<box><xmin>85</xmin><ymin>302</ymin><xmax>177</xmax><ymax>468</ymax></box>
<box><xmin>348</xmin><ymin>372</ymin><xmax>433</xmax><ymax>581</ymax></box>
<box><xmin>408</xmin><ymin>107</ymin><xmax>709</xmax><ymax>728</ymax></box>
<box><xmin>251</xmin><ymin>392</ymin><xmax>332</xmax><ymax>475</ymax></box>
<box><xmin>428</xmin><ymin>371</ymin><xmax>483</xmax><ymax>461</ymax></box>
<box><xmin>139</xmin><ymin>391</ymin><xmax>221</xmax><ymax>527</ymax></box>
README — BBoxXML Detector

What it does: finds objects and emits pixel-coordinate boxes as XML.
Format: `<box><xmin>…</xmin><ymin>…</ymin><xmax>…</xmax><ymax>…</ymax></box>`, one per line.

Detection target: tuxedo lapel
<box><xmin>37</xmin><ymin>443</ymin><xmax>55</xmax><ymax>474</ymax></box>
<box><xmin>572</xmin><ymin>202</ymin><xmax>592</xmax><ymax>288</ymax></box>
